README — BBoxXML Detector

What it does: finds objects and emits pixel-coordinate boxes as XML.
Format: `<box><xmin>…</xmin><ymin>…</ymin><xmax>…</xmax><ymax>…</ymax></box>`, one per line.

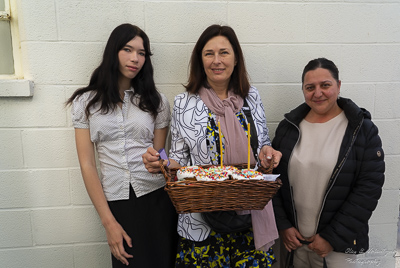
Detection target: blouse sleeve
<box><xmin>71</xmin><ymin>94</ymin><xmax>89</xmax><ymax>129</ymax></box>
<box><xmin>155</xmin><ymin>93</ymin><xmax>171</xmax><ymax>129</ymax></box>
<box><xmin>248</xmin><ymin>86</ymin><xmax>271</xmax><ymax>150</ymax></box>
<box><xmin>169</xmin><ymin>94</ymin><xmax>191</xmax><ymax>167</ymax></box>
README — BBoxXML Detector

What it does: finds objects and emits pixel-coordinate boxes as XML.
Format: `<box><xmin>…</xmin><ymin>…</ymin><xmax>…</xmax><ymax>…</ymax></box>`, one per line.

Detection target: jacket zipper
<box><xmin>314</xmin><ymin>118</ymin><xmax>364</xmax><ymax>235</ymax></box>
<box><xmin>285</xmin><ymin>118</ymin><xmax>301</xmax><ymax>229</ymax></box>
<box><xmin>290</xmin><ymin>186</ymin><xmax>298</xmax><ymax>229</ymax></box>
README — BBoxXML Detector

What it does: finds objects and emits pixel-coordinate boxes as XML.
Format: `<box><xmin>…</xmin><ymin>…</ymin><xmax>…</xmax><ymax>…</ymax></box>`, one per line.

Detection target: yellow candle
<box><xmin>218</xmin><ymin>121</ymin><xmax>223</xmax><ymax>167</ymax></box>
<box><xmin>247</xmin><ymin>123</ymin><xmax>251</xmax><ymax>170</ymax></box>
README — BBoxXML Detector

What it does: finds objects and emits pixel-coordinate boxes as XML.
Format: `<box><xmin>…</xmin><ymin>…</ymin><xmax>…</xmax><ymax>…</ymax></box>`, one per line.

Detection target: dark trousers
<box><xmin>108</xmin><ymin>186</ymin><xmax>178</xmax><ymax>268</ymax></box>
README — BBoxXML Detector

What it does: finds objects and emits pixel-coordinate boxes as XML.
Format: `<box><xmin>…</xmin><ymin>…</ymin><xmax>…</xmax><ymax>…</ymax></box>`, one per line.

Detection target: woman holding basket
<box><xmin>143</xmin><ymin>24</ymin><xmax>281</xmax><ymax>267</ymax></box>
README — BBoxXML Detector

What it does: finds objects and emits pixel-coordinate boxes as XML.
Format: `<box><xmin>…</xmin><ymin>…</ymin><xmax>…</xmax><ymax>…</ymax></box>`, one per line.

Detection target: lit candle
<box><xmin>247</xmin><ymin>123</ymin><xmax>251</xmax><ymax>170</ymax></box>
<box><xmin>218</xmin><ymin>121</ymin><xmax>223</xmax><ymax>167</ymax></box>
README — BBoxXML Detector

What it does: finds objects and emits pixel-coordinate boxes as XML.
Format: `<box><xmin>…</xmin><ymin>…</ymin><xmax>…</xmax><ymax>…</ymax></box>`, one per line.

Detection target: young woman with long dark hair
<box><xmin>67</xmin><ymin>23</ymin><xmax>178</xmax><ymax>268</ymax></box>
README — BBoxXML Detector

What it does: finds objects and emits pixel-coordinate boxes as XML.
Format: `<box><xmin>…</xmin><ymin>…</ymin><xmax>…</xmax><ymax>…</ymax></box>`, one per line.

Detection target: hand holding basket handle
<box><xmin>259</xmin><ymin>145</ymin><xmax>282</xmax><ymax>170</ymax></box>
<box><xmin>143</xmin><ymin>146</ymin><xmax>176</xmax><ymax>174</ymax></box>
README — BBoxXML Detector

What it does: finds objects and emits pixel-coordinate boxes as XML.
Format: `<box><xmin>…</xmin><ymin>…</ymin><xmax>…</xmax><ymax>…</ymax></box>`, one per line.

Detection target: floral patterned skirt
<box><xmin>175</xmin><ymin>229</ymin><xmax>276</xmax><ymax>268</ymax></box>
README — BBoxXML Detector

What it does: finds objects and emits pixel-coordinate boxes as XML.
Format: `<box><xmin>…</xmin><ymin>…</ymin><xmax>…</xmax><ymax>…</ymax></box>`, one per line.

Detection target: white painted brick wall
<box><xmin>384</xmin><ymin>156</ymin><xmax>400</xmax><ymax>190</ymax></box>
<box><xmin>229</xmin><ymin>3</ymin><xmax>307</xmax><ymax>43</ymax></box>
<box><xmin>0</xmin><ymin>130</ymin><xmax>24</xmax><ymax>168</ymax></box>
<box><xmin>376</xmin><ymin>121</ymin><xmax>400</xmax><ymax>154</ymax></box>
<box><xmin>69</xmin><ymin>168</ymin><xmax>93</xmax><ymax>205</ymax></box>
<box><xmin>21</xmin><ymin>42</ymin><xmax>104</xmax><ymax>85</ymax></box>
<box><xmin>73</xmin><ymin>244</ymin><xmax>112</xmax><ymax>268</ymax></box>
<box><xmin>0</xmin><ymin>170</ymin><xmax>70</xmax><ymax>208</ymax></box>
<box><xmin>57</xmin><ymin>1</ymin><xmax>146</xmax><ymax>42</ymax></box>
<box><xmin>31</xmin><ymin>207</ymin><xmax>105</xmax><ymax>245</ymax></box>
<box><xmin>146</xmin><ymin>2</ymin><xmax>228</xmax><ymax>43</ymax></box>
<box><xmin>0</xmin><ymin>85</ymin><xmax>67</xmax><ymax>127</ymax></box>
<box><xmin>17</xmin><ymin>0</ymin><xmax>57</xmax><ymax>42</ymax></box>
<box><xmin>152</xmin><ymin>44</ymin><xmax>191</xmax><ymax>84</ymax></box>
<box><xmin>0</xmin><ymin>247</ymin><xmax>75</xmax><ymax>268</ymax></box>
<box><xmin>22</xmin><ymin>129</ymin><xmax>78</xmax><ymax>168</ymax></box>
<box><xmin>0</xmin><ymin>0</ymin><xmax>398</xmax><ymax>267</ymax></box>
<box><xmin>0</xmin><ymin>211</ymin><xmax>32</xmax><ymax>248</ymax></box>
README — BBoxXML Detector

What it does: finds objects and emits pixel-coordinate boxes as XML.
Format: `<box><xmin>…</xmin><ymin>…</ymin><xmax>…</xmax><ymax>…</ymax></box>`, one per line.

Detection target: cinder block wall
<box><xmin>0</xmin><ymin>0</ymin><xmax>399</xmax><ymax>267</ymax></box>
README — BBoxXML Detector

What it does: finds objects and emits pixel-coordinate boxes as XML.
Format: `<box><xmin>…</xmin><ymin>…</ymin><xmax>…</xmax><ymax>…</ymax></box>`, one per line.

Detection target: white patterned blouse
<box><xmin>169</xmin><ymin>86</ymin><xmax>271</xmax><ymax>241</ymax></box>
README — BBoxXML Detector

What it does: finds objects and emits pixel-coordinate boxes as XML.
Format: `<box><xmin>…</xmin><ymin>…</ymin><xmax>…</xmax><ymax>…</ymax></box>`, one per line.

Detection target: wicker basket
<box><xmin>160</xmin><ymin>161</ymin><xmax>282</xmax><ymax>213</ymax></box>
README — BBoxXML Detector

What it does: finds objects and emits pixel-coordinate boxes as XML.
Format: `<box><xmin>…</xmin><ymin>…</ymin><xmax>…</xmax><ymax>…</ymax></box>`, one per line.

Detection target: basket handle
<box><xmin>259</xmin><ymin>155</ymin><xmax>274</xmax><ymax>174</ymax></box>
<box><xmin>159</xmin><ymin>159</ymin><xmax>171</xmax><ymax>182</ymax></box>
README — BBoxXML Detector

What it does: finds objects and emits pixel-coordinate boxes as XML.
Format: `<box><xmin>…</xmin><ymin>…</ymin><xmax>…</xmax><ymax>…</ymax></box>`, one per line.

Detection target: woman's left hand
<box><xmin>259</xmin><ymin>145</ymin><xmax>282</xmax><ymax>169</ymax></box>
<box><xmin>307</xmin><ymin>234</ymin><xmax>333</xmax><ymax>258</ymax></box>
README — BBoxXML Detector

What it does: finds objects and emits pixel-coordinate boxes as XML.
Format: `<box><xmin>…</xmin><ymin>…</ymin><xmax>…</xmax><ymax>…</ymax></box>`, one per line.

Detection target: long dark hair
<box><xmin>302</xmin><ymin>58</ymin><xmax>340</xmax><ymax>85</ymax></box>
<box><xmin>185</xmin><ymin>24</ymin><xmax>250</xmax><ymax>98</ymax></box>
<box><xmin>66</xmin><ymin>23</ymin><xmax>161</xmax><ymax>119</ymax></box>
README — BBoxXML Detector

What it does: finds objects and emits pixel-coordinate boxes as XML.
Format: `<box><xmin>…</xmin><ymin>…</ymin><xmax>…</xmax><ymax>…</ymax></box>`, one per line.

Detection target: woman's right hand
<box><xmin>259</xmin><ymin>145</ymin><xmax>282</xmax><ymax>169</ymax></box>
<box><xmin>142</xmin><ymin>147</ymin><xmax>164</xmax><ymax>173</ymax></box>
<box><xmin>104</xmin><ymin>220</ymin><xmax>133</xmax><ymax>266</ymax></box>
<box><xmin>279</xmin><ymin>227</ymin><xmax>304</xmax><ymax>252</ymax></box>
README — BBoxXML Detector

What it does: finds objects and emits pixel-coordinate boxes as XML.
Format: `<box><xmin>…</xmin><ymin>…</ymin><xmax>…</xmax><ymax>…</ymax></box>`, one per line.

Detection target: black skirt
<box><xmin>108</xmin><ymin>185</ymin><xmax>179</xmax><ymax>268</ymax></box>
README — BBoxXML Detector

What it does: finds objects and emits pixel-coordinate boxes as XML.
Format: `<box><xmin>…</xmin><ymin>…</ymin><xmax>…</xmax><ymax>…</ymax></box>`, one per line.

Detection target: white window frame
<box><xmin>0</xmin><ymin>0</ymin><xmax>33</xmax><ymax>97</ymax></box>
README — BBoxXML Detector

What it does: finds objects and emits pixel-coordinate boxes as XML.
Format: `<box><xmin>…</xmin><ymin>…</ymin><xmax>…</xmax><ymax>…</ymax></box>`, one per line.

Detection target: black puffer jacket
<box><xmin>272</xmin><ymin>97</ymin><xmax>385</xmax><ymax>254</ymax></box>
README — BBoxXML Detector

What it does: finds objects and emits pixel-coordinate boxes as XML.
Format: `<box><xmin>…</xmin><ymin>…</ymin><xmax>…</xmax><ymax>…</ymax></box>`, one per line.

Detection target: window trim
<box><xmin>0</xmin><ymin>0</ymin><xmax>33</xmax><ymax>97</ymax></box>
<box><xmin>0</xmin><ymin>0</ymin><xmax>10</xmax><ymax>20</ymax></box>
<box><xmin>0</xmin><ymin>11</ymin><xmax>11</xmax><ymax>20</ymax></box>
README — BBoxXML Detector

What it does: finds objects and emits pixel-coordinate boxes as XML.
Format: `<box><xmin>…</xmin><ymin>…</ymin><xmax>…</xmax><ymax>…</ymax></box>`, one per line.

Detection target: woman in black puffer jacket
<box><xmin>272</xmin><ymin>58</ymin><xmax>385</xmax><ymax>268</ymax></box>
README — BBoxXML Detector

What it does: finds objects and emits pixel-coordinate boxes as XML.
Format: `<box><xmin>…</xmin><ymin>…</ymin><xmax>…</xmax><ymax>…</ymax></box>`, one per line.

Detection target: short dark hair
<box><xmin>185</xmin><ymin>24</ymin><xmax>250</xmax><ymax>98</ymax></box>
<box><xmin>302</xmin><ymin>58</ymin><xmax>340</xmax><ymax>84</ymax></box>
<box><xmin>67</xmin><ymin>23</ymin><xmax>161</xmax><ymax>119</ymax></box>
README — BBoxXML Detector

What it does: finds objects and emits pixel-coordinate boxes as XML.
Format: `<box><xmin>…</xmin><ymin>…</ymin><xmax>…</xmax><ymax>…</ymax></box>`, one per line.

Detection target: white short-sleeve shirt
<box><xmin>72</xmin><ymin>88</ymin><xmax>171</xmax><ymax>200</ymax></box>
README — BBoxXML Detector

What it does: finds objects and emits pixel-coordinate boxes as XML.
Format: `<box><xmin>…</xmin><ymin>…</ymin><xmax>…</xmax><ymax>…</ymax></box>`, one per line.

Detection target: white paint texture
<box><xmin>0</xmin><ymin>0</ymin><xmax>399</xmax><ymax>267</ymax></box>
